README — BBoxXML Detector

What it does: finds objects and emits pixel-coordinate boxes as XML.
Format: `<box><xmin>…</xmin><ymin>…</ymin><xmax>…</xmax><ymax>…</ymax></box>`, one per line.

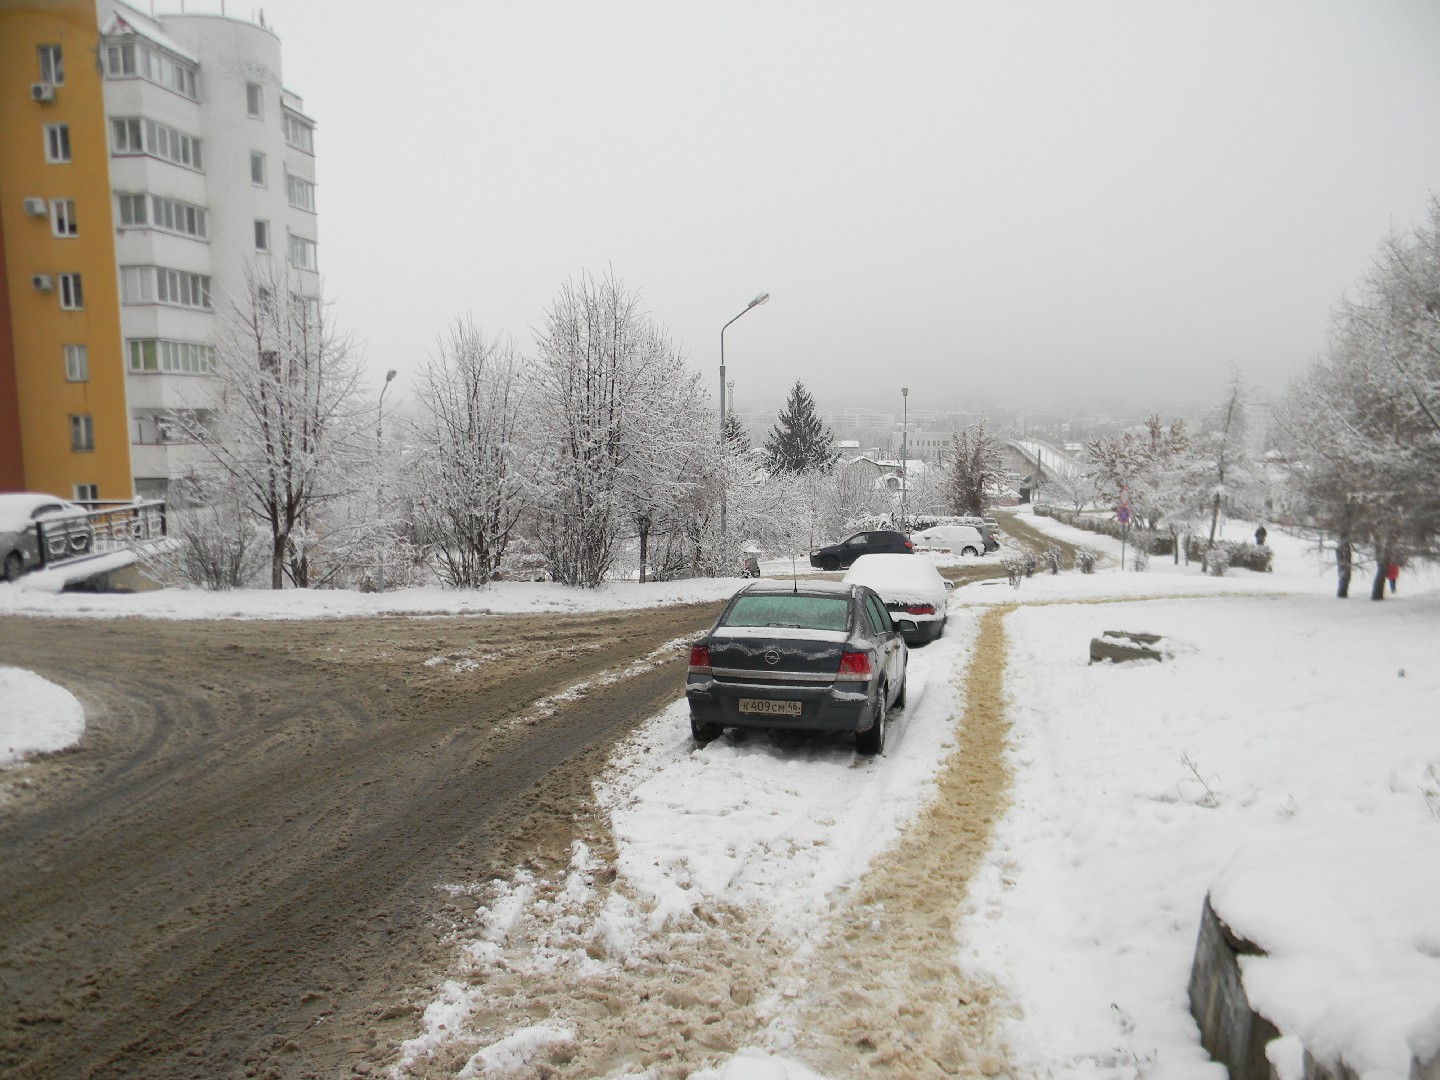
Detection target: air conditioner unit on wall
<box><xmin>23</xmin><ymin>198</ymin><xmax>48</xmax><ymax>217</ymax></box>
<box><xmin>31</xmin><ymin>273</ymin><xmax>54</xmax><ymax>292</ymax></box>
<box><xmin>30</xmin><ymin>83</ymin><xmax>55</xmax><ymax>103</ymax></box>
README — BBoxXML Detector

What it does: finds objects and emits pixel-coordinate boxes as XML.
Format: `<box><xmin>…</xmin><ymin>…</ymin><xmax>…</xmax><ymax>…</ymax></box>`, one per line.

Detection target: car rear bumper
<box><xmin>685</xmin><ymin>676</ymin><xmax>876</xmax><ymax>733</ymax></box>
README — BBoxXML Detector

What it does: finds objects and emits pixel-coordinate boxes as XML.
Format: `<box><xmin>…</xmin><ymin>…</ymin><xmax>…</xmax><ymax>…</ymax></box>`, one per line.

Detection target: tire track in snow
<box><xmin>775</xmin><ymin>603</ymin><xmax>1019</xmax><ymax>1077</ymax></box>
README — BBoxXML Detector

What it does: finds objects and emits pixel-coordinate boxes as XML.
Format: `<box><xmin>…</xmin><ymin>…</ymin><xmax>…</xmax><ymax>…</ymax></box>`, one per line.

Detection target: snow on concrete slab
<box><xmin>0</xmin><ymin>665</ymin><xmax>85</xmax><ymax>766</ymax></box>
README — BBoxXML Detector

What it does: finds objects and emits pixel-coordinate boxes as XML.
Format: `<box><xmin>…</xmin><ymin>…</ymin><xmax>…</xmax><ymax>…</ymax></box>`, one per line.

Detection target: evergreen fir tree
<box><xmin>722</xmin><ymin>412</ymin><xmax>752</xmax><ymax>454</ymax></box>
<box><xmin>763</xmin><ymin>380</ymin><xmax>839</xmax><ymax>474</ymax></box>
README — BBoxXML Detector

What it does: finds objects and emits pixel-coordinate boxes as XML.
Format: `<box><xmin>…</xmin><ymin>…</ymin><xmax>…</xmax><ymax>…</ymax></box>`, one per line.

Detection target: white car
<box><xmin>0</xmin><ymin>493</ymin><xmax>94</xmax><ymax>581</ymax></box>
<box><xmin>843</xmin><ymin>553</ymin><xmax>951</xmax><ymax>646</ymax></box>
<box><xmin>911</xmin><ymin>524</ymin><xmax>988</xmax><ymax>557</ymax></box>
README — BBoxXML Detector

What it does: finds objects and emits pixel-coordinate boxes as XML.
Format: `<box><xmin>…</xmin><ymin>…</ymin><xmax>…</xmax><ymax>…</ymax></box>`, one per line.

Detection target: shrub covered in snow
<box><xmin>1001</xmin><ymin>554</ymin><xmax>1027</xmax><ymax>587</ymax></box>
<box><xmin>1044</xmin><ymin>545</ymin><xmax>1063</xmax><ymax>575</ymax></box>
<box><xmin>1020</xmin><ymin>546</ymin><xmax>1040</xmax><ymax>577</ymax></box>
<box><xmin>1205</xmin><ymin>547</ymin><xmax>1231</xmax><ymax>576</ymax></box>
<box><xmin>1186</xmin><ymin>536</ymin><xmax>1272</xmax><ymax>573</ymax></box>
<box><xmin>1034</xmin><ymin>504</ymin><xmax>1176</xmax><ymax>556</ymax></box>
<box><xmin>1077</xmin><ymin>546</ymin><xmax>1098</xmax><ymax>574</ymax></box>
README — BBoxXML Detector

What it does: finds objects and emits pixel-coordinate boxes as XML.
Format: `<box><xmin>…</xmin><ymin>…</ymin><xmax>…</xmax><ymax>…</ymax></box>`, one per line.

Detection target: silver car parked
<box><xmin>0</xmin><ymin>493</ymin><xmax>94</xmax><ymax>581</ymax></box>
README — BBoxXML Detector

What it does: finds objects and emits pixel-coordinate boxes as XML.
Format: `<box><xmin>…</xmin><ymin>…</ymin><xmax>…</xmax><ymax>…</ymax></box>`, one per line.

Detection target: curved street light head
<box><xmin>385</xmin><ymin>368</ymin><xmax>397</xmax><ymax>383</ymax></box>
<box><xmin>749</xmin><ymin>292</ymin><xmax>770</xmax><ymax>309</ymax></box>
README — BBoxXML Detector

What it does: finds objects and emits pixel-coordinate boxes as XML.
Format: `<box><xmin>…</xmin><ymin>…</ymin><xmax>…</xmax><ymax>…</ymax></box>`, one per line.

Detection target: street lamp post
<box><xmin>901</xmin><ymin>387</ymin><xmax>909</xmax><ymax>528</ymax></box>
<box><xmin>376</xmin><ymin>367</ymin><xmax>397</xmax><ymax>592</ymax></box>
<box><xmin>719</xmin><ymin>292</ymin><xmax>769</xmax><ymax>540</ymax></box>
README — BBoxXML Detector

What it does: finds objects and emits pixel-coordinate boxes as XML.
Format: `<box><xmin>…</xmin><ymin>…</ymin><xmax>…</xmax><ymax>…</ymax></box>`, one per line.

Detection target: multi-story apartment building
<box><xmin>0</xmin><ymin>0</ymin><xmax>319</xmax><ymax>502</ymax></box>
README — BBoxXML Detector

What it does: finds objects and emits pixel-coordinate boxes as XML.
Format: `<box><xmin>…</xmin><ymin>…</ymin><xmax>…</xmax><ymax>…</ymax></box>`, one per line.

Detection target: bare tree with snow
<box><xmin>407</xmin><ymin>318</ymin><xmax>530</xmax><ymax>587</ymax></box>
<box><xmin>1278</xmin><ymin>198</ymin><xmax>1440</xmax><ymax>597</ymax></box>
<box><xmin>946</xmin><ymin>421</ymin><xmax>1005</xmax><ymax>516</ymax></box>
<box><xmin>168</xmin><ymin>261</ymin><xmax>371</xmax><ymax>589</ymax></box>
<box><xmin>530</xmin><ymin>271</ymin><xmax>704</xmax><ymax>587</ymax></box>
<box><xmin>1195</xmin><ymin>370</ymin><xmax>1259</xmax><ymax>550</ymax></box>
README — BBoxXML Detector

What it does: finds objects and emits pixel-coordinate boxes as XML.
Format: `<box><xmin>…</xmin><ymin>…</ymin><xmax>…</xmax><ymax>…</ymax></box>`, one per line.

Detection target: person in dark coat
<box><xmin>1255</xmin><ymin>525</ymin><xmax>1267</xmax><ymax>546</ymax></box>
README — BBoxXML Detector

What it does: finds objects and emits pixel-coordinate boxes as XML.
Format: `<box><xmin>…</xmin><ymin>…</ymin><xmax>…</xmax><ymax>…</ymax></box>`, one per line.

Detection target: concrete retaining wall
<box><xmin>1189</xmin><ymin>893</ymin><xmax>1438</xmax><ymax>1080</ymax></box>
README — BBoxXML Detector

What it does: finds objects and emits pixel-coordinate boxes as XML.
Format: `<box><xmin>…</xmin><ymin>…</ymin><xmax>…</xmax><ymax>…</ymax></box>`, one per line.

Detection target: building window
<box><xmin>73</xmin><ymin>483</ymin><xmax>97</xmax><ymax>503</ymax></box>
<box><xmin>51</xmin><ymin>199</ymin><xmax>78</xmax><ymax>237</ymax></box>
<box><xmin>58</xmin><ymin>273</ymin><xmax>83</xmax><ymax>310</ymax></box>
<box><xmin>282</xmin><ymin>111</ymin><xmax>315</xmax><ymax>154</ymax></box>
<box><xmin>70</xmin><ymin>414</ymin><xmax>94</xmax><ymax>452</ymax></box>
<box><xmin>38</xmin><ymin>45</ymin><xmax>64</xmax><ymax>85</ymax></box>
<box><xmin>103</xmin><ymin>40</ymin><xmax>197</xmax><ymax>100</ymax></box>
<box><xmin>246</xmin><ymin>82</ymin><xmax>263</xmax><ymax>118</ymax></box>
<box><xmin>64</xmin><ymin>344</ymin><xmax>88</xmax><ymax>382</ymax></box>
<box><xmin>120</xmin><ymin>266</ymin><xmax>212</xmax><ymax>311</ymax></box>
<box><xmin>118</xmin><ymin>193</ymin><xmax>146</xmax><ymax>226</ymax></box>
<box><xmin>254</xmin><ymin>220</ymin><xmax>270</xmax><ymax>252</ymax></box>
<box><xmin>110</xmin><ymin>117</ymin><xmax>202</xmax><ymax>170</ymax></box>
<box><xmin>250</xmin><ymin>151</ymin><xmax>267</xmax><ymax>186</ymax></box>
<box><xmin>155</xmin><ymin>195</ymin><xmax>205</xmax><ymax>238</ymax></box>
<box><xmin>127</xmin><ymin>338</ymin><xmax>215</xmax><ymax>374</ymax></box>
<box><xmin>117</xmin><ymin>194</ymin><xmax>206</xmax><ymax>239</ymax></box>
<box><xmin>285</xmin><ymin>172</ymin><xmax>316</xmax><ymax>213</ymax></box>
<box><xmin>111</xmin><ymin>117</ymin><xmax>142</xmax><ymax>153</ymax></box>
<box><xmin>104</xmin><ymin>42</ymin><xmax>135</xmax><ymax>76</ymax></box>
<box><xmin>44</xmin><ymin>124</ymin><xmax>71</xmax><ymax>163</ymax></box>
<box><xmin>288</xmin><ymin>232</ymin><xmax>317</xmax><ymax>271</ymax></box>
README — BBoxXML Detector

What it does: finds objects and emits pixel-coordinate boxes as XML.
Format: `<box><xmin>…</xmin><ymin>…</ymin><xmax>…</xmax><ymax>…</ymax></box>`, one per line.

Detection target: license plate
<box><xmin>738</xmin><ymin>698</ymin><xmax>802</xmax><ymax>717</ymax></box>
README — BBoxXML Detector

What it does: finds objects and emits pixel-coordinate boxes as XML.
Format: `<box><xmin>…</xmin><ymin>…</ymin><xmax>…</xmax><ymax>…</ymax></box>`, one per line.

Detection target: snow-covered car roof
<box><xmin>913</xmin><ymin>525</ymin><xmax>984</xmax><ymax>541</ymax></box>
<box><xmin>738</xmin><ymin>578</ymin><xmax>855</xmax><ymax>597</ymax></box>
<box><xmin>842</xmin><ymin>553</ymin><xmax>948</xmax><ymax>607</ymax></box>
<box><xmin>0</xmin><ymin>493</ymin><xmax>84</xmax><ymax>534</ymax></box>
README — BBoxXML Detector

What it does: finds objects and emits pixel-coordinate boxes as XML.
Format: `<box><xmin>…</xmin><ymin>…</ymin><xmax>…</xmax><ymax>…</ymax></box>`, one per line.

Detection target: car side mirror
<box><xmin>894</xmin><ymin>618</ymin><xmax>917</xmax><ymax>633</ymax></box>
<box><xmin>944</xmin><ymin>581</ymin><xmax>955</xmax><ymax>591</ymax></box>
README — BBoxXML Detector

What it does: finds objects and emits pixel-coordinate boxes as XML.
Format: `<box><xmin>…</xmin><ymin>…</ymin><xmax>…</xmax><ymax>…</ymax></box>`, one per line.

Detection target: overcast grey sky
<box><xmin>237</xmin><ymin>0</ymin><xmax>1440</xmax><ymax>418</ymax></box>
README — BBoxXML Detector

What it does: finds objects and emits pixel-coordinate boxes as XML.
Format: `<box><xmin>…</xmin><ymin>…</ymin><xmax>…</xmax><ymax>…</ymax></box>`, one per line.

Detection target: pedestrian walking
<box><xmin>1386</xmin><ymin>562</ymin><xmax>1399</xmax><ymax>594</ymax></box>
<box><xmin>1255</xmin><ymin>525</ymin><xmax>1267</xmax><ymax>546</ymax></box>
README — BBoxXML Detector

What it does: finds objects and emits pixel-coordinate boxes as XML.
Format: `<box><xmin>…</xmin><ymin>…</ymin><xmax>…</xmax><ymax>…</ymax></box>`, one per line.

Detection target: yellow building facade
<box><xmin>1</xmin><ymin>0</ymin><xmax>133</xmax><ymax>500</ymax></box>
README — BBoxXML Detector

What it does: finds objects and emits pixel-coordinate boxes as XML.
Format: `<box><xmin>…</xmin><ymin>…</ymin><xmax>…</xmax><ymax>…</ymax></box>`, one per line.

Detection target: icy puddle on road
<box><xmin>393</xmin><ymin>606</ymin><xmax>1016</xmax><ymax>1080</ymax></box>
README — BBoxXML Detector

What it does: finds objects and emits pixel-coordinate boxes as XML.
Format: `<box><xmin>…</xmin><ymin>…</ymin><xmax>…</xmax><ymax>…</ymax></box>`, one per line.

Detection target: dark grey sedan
<box><xmin>684</xmin><ymin>580</ymin><xmax>910</xmax><ymax>755</ymax></box>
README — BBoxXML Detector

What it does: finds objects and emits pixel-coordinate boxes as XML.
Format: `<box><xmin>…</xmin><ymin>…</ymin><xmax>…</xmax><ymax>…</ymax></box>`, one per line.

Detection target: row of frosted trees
<box><xmin>157</xmin><ymin>269</ymin><xmax>930</xmax><ymax>590</ymax></box>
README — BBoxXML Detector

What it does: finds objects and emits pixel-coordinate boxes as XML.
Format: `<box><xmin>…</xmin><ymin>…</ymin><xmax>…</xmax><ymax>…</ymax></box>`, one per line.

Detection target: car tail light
<box><xmin>836</xmin><ymin>650</ymin><xmax>872</xmax><ymax>680</ymax></box>
<box><xmin>903</xmin><ymin>540</ymin><xmax>914</xmax><ymax>550</ymax></box>
<box><xmin>688</xmin><ymin>645</ymin><xmax>711</xmax><ymax>673</ymax></box>
<box><xmin>904</xmin><ymin>604</ymin><xmax>935</xmax><ymax>615</ymax></box>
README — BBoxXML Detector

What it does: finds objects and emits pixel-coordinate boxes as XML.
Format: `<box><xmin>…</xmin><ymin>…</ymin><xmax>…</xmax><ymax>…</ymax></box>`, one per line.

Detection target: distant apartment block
<box><xmin>0</xmin><ymin>0</ymin><xmax>319</xmax><ymax>501</ymax></box>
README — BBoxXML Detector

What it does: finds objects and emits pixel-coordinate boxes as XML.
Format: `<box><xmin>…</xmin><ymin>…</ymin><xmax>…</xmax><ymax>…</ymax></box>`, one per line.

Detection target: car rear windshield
<box><xmin>723</xmin><ymin>594</ymin><xmax>850</xmax><ymax>632</ymax></box>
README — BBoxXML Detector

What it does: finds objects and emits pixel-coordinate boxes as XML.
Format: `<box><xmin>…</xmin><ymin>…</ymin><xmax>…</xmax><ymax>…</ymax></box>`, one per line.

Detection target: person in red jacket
<box><xmin>1386</xmin><ymin>561</ymin><xmax>1400</xmax><ymax>594</ymax></box>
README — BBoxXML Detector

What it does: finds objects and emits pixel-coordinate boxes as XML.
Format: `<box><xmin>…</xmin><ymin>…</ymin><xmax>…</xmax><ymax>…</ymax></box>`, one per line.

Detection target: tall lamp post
<box><xmin>376</xmin><ymin>367</ymin><xmax>397</xmax><ymax>592</ymax></box>
<box><xmin>719</xmin><ymin>292</ymin><xmax>769</xmax><ymax>540</ymax></box>
<box><xmin>900</xmin><ymin>386</ymin><xmax>909</xmax><ymax>528</ymax></box>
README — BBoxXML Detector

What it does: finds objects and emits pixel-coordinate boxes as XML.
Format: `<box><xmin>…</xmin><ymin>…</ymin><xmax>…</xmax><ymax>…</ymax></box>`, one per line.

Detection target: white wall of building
<box><xmin>97</xmin><ymin>0</ymin><xmax>317</xmax><ymax>494</ymax></box>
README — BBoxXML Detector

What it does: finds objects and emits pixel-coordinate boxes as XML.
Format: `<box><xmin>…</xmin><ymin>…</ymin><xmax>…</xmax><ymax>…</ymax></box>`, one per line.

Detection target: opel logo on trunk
<box><xmin>764</xmin><ymin>649</ymin><xmax>780</xmax><ymax>665</ymax></box>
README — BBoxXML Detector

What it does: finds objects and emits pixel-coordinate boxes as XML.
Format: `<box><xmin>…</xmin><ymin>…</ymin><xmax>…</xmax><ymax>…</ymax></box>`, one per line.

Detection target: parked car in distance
<box><xmin>954</xmin><ymin>517</ymin><xmax>1002</xmax><ymax>551</ymax></box>
<box><xmin>911</xmin><ymin>524</ymin><xmax>990</xmax><ymax>556</ymax></box>
<box><xmin>685</xmin><ymin>579</ymin><xmax>910</xmax><ymax>755</ymax></box>
<box><xmin>809</xmin><ymin>529</ymin><xmax>913</xmax><ymax>572</ymax></box>
<box><xmin>843</xmin><ymin>553</ymin><xmax>951</xmax><ymax>646</ymax></box>
<box><xmin>0</xmin><ymin>492</ymin><xmax>94</xmax><ymax>581</ymax></box>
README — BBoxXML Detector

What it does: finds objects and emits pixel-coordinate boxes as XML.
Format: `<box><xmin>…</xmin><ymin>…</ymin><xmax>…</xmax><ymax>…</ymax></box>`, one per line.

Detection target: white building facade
<box><xmin>97</xmin><ymin>0</ymin><xmax>318</xmax><ymax>499</ymax></box>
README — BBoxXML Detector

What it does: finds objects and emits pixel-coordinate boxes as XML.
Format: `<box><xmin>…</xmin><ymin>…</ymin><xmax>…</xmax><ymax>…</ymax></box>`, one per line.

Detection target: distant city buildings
<box><xmin>1</xmin><ymin>0</ymin><xmax>318</xmax><ymax>501</ymax></box>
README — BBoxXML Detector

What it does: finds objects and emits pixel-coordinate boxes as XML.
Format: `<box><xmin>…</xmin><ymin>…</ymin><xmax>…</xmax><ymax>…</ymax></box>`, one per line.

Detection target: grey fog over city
<box><xmin>262</xmin><ymin>0</ymin><xmax>1440</xmax><ymax>421</ymax></box>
